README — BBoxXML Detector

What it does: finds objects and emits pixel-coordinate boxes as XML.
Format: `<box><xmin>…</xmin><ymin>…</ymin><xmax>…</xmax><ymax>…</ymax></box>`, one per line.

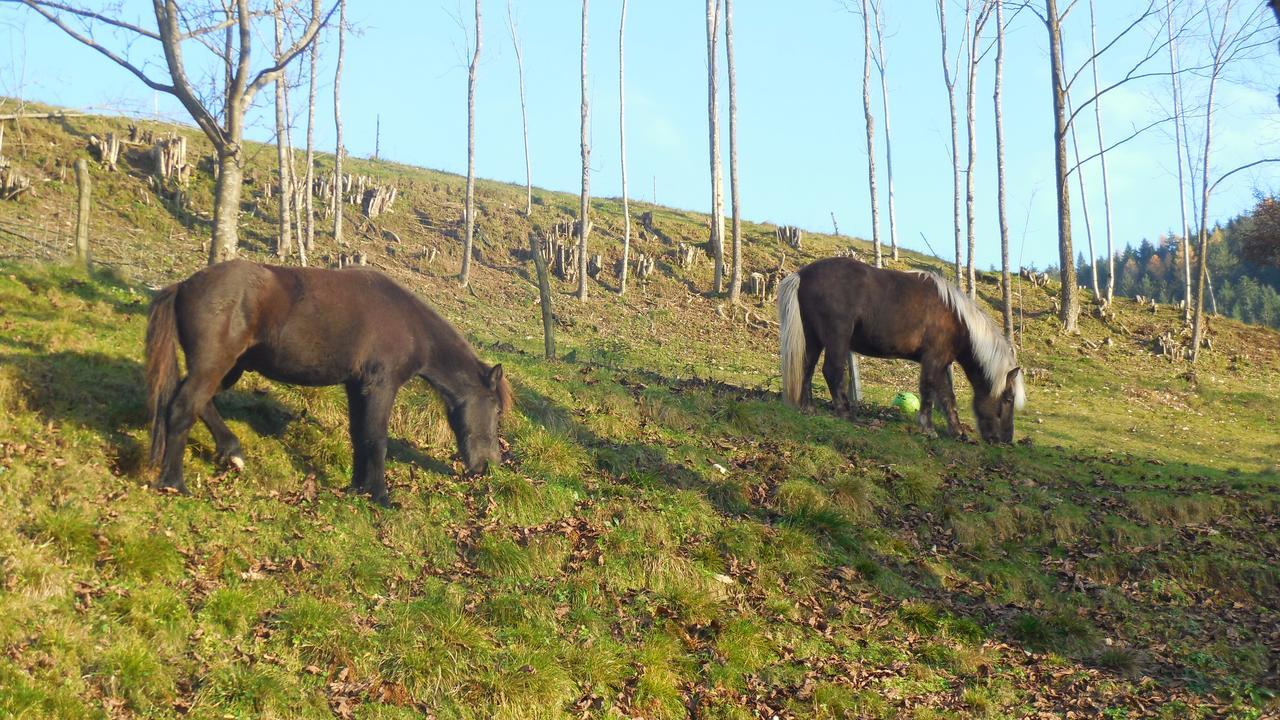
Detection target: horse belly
<box><xmin>240</xmin><ymin>344</ymin><xmax>353</xmax><ymax>387</ymax></box>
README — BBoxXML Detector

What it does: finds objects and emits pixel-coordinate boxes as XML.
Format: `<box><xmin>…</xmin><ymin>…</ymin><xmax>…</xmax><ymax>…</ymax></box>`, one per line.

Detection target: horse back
<box><xmin>174</xmin><ymin>260</ymin><xmax>440</xmax><ymax>386</ymax></box>
<box><xmin>797</xmin><ymin>257</ymin><xmax>961</xmax><ymax>362</ymax></box>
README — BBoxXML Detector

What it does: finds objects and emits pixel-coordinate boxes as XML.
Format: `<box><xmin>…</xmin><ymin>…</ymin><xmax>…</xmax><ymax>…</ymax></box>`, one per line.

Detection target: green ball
<box><xmin>892</xmin><ymin>391</ymin><xmax>921</xmax><ymax>416</ymax></box>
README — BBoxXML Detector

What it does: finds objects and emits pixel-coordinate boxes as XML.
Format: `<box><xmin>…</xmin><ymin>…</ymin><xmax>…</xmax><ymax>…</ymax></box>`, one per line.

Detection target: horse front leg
<box><xmin>937</xmin><ymin>365</ymin><xmax>966</xmax><ymax>440</ymax></box>
<box><xmin>800</xmin><ymin>341</ymin><xmax>821</xmax><ymax>412</ymax></box>
<box><xmin>917</xmin><ymin>366</ymin><xmax>938</xmax><ymax>437</ymax></box>
<box><xmin>346</xmin><ymin>380</ymin><xmax>396</xmax><ymax>507</ymax></box>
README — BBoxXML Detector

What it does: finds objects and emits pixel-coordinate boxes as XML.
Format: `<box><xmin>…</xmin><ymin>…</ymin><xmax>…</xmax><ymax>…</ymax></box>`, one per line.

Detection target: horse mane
<box><xmin>911</xmin><ymin>270</ymin><xmax>1026</xmax><ymax>409</ymax></box>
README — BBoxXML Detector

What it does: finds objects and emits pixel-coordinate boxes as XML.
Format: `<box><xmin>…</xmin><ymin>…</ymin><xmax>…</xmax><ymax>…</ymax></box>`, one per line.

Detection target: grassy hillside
<box><xmin>1</xmin><ymin>107</ymin><xmax>1278</xmax><ymax>718</ymax></box>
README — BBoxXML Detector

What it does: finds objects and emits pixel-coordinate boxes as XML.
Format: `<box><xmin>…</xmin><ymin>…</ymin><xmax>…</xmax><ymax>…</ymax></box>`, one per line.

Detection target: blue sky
<box><xmin>2</xmin><ymin>1</ymin><xmax>1278</xmax><ymax>270</ymax></box>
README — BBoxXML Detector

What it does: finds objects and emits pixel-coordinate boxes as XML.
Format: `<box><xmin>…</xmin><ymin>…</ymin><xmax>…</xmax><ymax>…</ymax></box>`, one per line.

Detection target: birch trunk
<box><xmin>938</xmin><ymin>0</ymin><xmax>963</xmax><ymax>288</ymax></box>
<box><xmin>725</xmin><ymin>0</ymin><xmax>742</xmax><ymax>301</ymax></box>
<box><xmin>577</xmin><ymin>0</ymin><xmax>591</xmax><ymax>301</ymax></box>
<box><xmin>1066</xmin><ymin>92</ymin><xmax>1100</xmax><ymax>300</ymax></box>
<box><xmin>995</xmin><ymin>0</ymin><xmax>1013</xmax><ymax>339</ymax></box>
<box><xmin>461</xmin><ymin>0</ymin><xmax>482</xmax><ymax>287</ymax></box>
<box><xmin>1089</xmin><ymin>0</ymin><xmax>1115</xmax><ymax>305</ymax></box>
<box><xmin>1047</xmin><ymin>0</ymin><xmax>1079</xmax><ymax>332</ymax></box>
<box><xmin>508</xmin><ymin>0</ymin><xmax>532</xmax><ymax>218</ymax></box>
<box><xmin>303</xmin><ymin>43</ymin><xmax>317</xmax><ymax>259</ymax></box>
<box><xmin>1191</xmin><ymin>4</ymin><xmax>1229</xmax><ymax>364</ymax></box>
<box><xmin>862</xmin><ymin>0</ymin><xmax>882</xmax><ymax>268</ymax></box>
<box><xmin>619</xmin><ymin>0</ymin><xmax>632</xmax><ymax>295</ymax></box>
<box><xmin>872</xmin><ymin>0</ymin><xmax>898</xmax><ymax>261</ymax></box>
<box><xmin>706</xmin><ymin>0</ymin><xmax>725</xmax><ymax>294</ymax></box>
<box><xmin>963</xmin><ymin>0</ymin><xmax>979</xmax><ymax>297</ymax></box>
<box><xmin>273</xmin><ymin>3</ymin><xmax>294</xmax><ymax>260</ymax></box>
<box><xmin>332</xmin><ymin>0</ymin><xmax>346</xmax><ymax>245</ymax></box>
<box><xmin>1167</xmin><ymin>0</ymin><xmax>1192</xmax><ymax>321</ymax></box>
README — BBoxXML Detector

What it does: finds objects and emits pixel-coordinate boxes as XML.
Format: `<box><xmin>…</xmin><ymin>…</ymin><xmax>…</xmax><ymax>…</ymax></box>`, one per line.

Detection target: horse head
<box><xmin>973</xmin><ymin>367</ymin><xmax>1024</xmax><ymax>444</ymax></box>
<box><xmin>449</xmin><ymin>363</ymin><xmax>512</xmax><ymax>474</ymax></box>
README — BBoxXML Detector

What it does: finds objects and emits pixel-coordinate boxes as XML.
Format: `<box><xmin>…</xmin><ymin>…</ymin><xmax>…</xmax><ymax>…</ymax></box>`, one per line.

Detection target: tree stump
<box><xmin>361</xmin><ymin>184</ymin><xmax>397</xmax><ymax>218</ymax></box>
<box><xmin>777</xmin><ymin>225</ymin><xmax>802</xmax><ymax>249</ymax></box>
<box><xmin>152</xmin><ymin>134</ymin><xmax>189</xmax><ymax>185</ymax></box>
<box><xmin>89</xmin><ymin>133</ymin><xmax>121</xmax><ymax>171</ymax></box>
<box><xmin>0</xmin><ymin>158</ymin><xmax>31</xmax><ymax>201</ymax></box>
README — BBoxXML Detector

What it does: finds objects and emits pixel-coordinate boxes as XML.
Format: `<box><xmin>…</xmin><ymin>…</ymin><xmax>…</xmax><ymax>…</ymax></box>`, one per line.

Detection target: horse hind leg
<box><xmin>199</xmin><ymin>366</ymin><xmax>246</xmax><ymax>470</ymax></box>
<box><xmin>799</xmin><ymin>330</ymin><xmax>821</xmax><ymax>411</ymax></box>
<box><xmin>157</xmin><ymin>361</ymin><xmax>233</xmax><ymax>494</ymax></box>
<box><xmin>917</xmin><ymin>365</ymin><xmax>940</xmax><ymax>438</ymax></box>
<box><xmin>820</xmin><ymin>341</ymin><xmax>852</xmax><ymax>419</ymax></box>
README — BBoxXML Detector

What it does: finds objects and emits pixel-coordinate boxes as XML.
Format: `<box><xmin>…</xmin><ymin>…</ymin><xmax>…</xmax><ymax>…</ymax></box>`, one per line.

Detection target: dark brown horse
<box><xmin>145</xmin><ymin>260</ymin><xmax>512</xmax><ymax>505</ymax></box>
<box><xmin>778</xmin><ymin>257</ymin><xmax>1025</xmax><ymax>443</ymax></box>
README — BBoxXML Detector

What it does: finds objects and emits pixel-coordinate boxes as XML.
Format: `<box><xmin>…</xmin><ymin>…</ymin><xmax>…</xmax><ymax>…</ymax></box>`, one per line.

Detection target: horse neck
<box><xmin>954</xmin><ymin>341</ymin><xmax>996</xmax><ymax>399</ymax></box>
<box><xmin>414</xmin><ymin>315</ymin><xmax>486</xmax><ymax>411</ymax></box>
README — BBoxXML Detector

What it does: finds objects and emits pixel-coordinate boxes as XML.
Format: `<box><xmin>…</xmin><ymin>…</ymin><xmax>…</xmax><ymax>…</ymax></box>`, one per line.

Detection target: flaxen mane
<box><xmin>911</xmin><ymin>271</ymin><xmax>1026</xmax><ymax>409</ymax></box>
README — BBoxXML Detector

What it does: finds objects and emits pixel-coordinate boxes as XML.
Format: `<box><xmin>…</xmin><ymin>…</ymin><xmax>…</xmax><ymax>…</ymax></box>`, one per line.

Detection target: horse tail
<box><xmin>777</xmin><ymin>272</ymin><xmax>806</xmax><ymax>407</ymax></box>
<box><xmin>145</xmin><ymin>283</ymin><xmax>180</xmax><ymax>467</ymax></box>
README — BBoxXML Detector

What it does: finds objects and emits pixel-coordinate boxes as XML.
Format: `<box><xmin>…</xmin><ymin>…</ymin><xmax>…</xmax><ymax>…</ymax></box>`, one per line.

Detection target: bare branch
<box><xmin>1208</xmin><ymin>158</ymin><xmax>1280</xmax><ymax>195</ymax></box>
<box><xmin>14</xmin><ymin>0</ymin><xmax>160</xmax><ymax>40</ymax></box>
<box><xmin>9</xmin><ymin>0</ymin><xmax>174</xmax><ymax>93</ymax></box>
<box><xmin>1066</xmin><ymin>115</ymin><xmax>1169</xmax><ymax>176</ymax></box>
<box><xmin>246</xmin><ymin>0</ymin><xmax>338</xmax><ymax>99</ymax></box>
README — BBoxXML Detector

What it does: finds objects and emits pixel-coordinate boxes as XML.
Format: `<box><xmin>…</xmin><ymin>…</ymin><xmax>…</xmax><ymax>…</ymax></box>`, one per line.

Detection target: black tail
<box><xmin>145</xmin><ymin>284</ymin><xmax>180</xmax><ymax>467</ymax></box>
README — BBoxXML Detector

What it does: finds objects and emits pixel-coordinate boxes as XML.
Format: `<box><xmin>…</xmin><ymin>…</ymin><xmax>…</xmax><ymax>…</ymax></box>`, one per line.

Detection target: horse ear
<box><xmin>1004</xmin><ymin>367</ymin><xmax>1022</xmax><ymax>396</ymax></box>
<box><xmin>486</xmin><ymin>364</ymin><xmax>504</xmax><ymax>390</ymax></box>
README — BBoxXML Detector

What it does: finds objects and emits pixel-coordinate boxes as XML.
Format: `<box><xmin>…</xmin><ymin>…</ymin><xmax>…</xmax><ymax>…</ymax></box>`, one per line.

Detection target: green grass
<box><xmin>0</xmin><ymin>106</ymin><xmax>1278</xmax><ymax>717</ymax></box>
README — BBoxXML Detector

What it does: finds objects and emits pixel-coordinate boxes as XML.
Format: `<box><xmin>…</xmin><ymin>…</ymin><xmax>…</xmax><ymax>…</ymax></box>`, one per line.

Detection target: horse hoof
<box><xmin>228</xmin><ymin>455</ymin><xmax>245</xmax><ymax>471</ymax></box>
<box><xmin>343</xmin><ymin>483</ymin><xmax>365</xmax><ymax>495</ymax></box>
<box><xmin>370</xmin><ymin>493</ymin><xmax>392</xmax><ymax>508</ymax></box>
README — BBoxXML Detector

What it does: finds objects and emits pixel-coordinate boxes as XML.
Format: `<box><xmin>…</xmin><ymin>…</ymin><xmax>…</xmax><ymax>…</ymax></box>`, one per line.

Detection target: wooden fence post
<box><xmin>530</xmin><ymin>234</ymin><xmax>556</xmax><ymax>360</ymax></box>
<box><xmin>75</xmin><ymin>158</ymin><xmax>91</xmax><ymax>268</ymax></box>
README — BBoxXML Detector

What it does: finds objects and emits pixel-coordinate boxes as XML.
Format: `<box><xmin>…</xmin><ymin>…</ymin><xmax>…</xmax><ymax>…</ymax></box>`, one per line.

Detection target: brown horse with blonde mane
<box><xmin>778</xmin><ymin>257</ymin><xmax>1025</xmax><ymax>443</ymax></box>
<box><xmin>145</xmin><ymin>260</ymin><xmax>512</xmax><ymax>506</ymax></box>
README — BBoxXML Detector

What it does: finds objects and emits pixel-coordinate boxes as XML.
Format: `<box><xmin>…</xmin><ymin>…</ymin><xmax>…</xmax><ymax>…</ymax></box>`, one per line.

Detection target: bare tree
<box><xmin>725</xmin><ymin>0</ymin><xmax>742</xmax><ymax>301</ymax></box>
<box><xmin>302</xmin><ymin>43</ymin><xmax>317</xmax><ymax>259</ymax></box>
<box><xmin>1088</xmin><ymin>0</ymin><xmax>1115</xmax><ymax>305</ymax></box>
<box><xmin>507</xmin><ymin>0</ymin><xmax>531</xmax><ymax>218</ymax></box>
<box><xmin>332</xmin><ymin>0</ymin><xmax>346</xmax><ymax>245</ymax></box>
<box><xmin>7</xmin><ymin>0</ymin><xmax>334</xmax><ymax>264</ymax></box>
<box><xmin>706</xmin><ymin>0</ymin><xmax>725</xmax><ymax>294</ymax></box>
<box><xmin>1066</xmin><ymin>91</ymin><xmax>1099</xmax><ymax>299</ymax></box>
<box><xmin>861</xmin><ymin>0</ymin><xmax>882</xmax><ymax>268</ymax></box>
<box><xmin>964</xmin><ymin>0</ymin><xmax>991</xmax><ymax>297</ymax></box>
<box><xmin>618</xmin><ymin>0</ymin><xmax>632</xmax><ymax>295</ymax></box>
<box><xmin>1190</xmin><ymin>0</ymin><xmax>1273</xmax><ymax>361</ymax></box>
<box><xmin>871</xmin><ymin>0</ymin><xmax>898</xmax><ymax>261</ymax></box>
<box><xmin>460</xmin><ymin>0</ymin><xmax>482</xmax><ymax>287</ymax></box>
<box><xmin>1045</xmin><ymin>0</ymin><xmax>1080</xmax><ymax>330</ymax></box>
<box><xmin>577</xmin><ymin>0</ymin><xmax>591</xmax><ymax>301</ymax></box>
<box><xmin>272</xmin><ymin>1</ymin><xmax>295</xmax><ymax>260</ymax></box>
<box><xmin>1167</xmin><ymin>0</ymin><xmax>1192</xmax><ymax>320</ymax></box>
<box><xmin>937</xmin><ymin>0</ymin><xmax>968</xmax><ymax>287</ymax></box>
<box><xmin>994</xmin><ymin>0</ymin><xmax>1012</xmax><ymax>339</ymax></box>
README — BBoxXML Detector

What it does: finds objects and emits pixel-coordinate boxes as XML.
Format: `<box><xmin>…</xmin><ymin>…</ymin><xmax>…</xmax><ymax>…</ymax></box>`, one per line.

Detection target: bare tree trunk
<box><xmin>74</xmin><ymin>157</ymin><xmax>90</xmax><ymax>268</ymax></box>
<box><xmin>994</xmin><ymin>0</ymin><xmax>1013</xmax><ymax>339</ymax></box>
<box><xmin>861</xmin><ymin>0</ymin><xmax>882</xmax><ymax>268</ymax></box>
<box><xmin>1167</xmin><ymin>0</ymin><xmax>1192</xmax><ymax>321</ymax></box>
<box><xmin>273</xmin><ymin>2</ymin><xmax>294</xmax><ymax>260</ymax></box>
<box><xmin>1088</xmin><ymin>0</ymin><xmax>1114</xmax><ymax>305</ymax></box>
<box><xmin>332</xmin><ymin>0</ymin><xmax>346</xmax><ymax>245</ymax></box>
<box><xmin>507</xmin><ymin>0</ymin><xmax>532</xmax><ymax>218</ymax></box>
<box><xmin>872</xmin><ymin>0</ymin><xmax>898</xmax><ymax>261</ymax></box>
<box><xmin>964</xmin><ymin>0</ymin><xmax>987</xmax><ymax>298</ymax></box>
<box><xmin>577</xmin><ymin>0</ymin><xmax>591</xmax><ymax>301</ymax></box>
<box><xmin>303</xmin><ymin>42</ymin><xmax>317</xmax><ymax>262</ymax></box>
<box><xmin>618</xmin><ymin>0</ymin><xmax>632</xmax><ymax>295</ymax></box>
<box><xmin>1066</xmin><ymin>92</ymin><xmax>1100</xmax><ymax>300</ymax></box>
<box><xmin>725</xmin><ymin>0</ymin><xmax>742</xmax><ymax>302</ymax></box>
<box><xmin>460</xmin><ymin>0</ymin><xmax>482</xmax><ymax>287</ymax></box>
<box><xmin>706</xmin><ymin>0</ymin><xmax>725</xmax><ymax>294</ymax></box>
<box><xmin>938</xmin><ymin>0</ymin><xmax>964</xmax><ymax>288</ymax></box>
<box><xmin>1191</xmin><ymin>3</ymin><xmax>1230</xmax><ymax>363</ymax></box>
<box><xmin>1047</xmin><ymin>0</ymin><xmax>1079</xmax><ymax>332</ymax></box>
<box><xmin>210</xmin><ymin>143</ymin><xmax>245</xmax><ymax>264</ymax></box>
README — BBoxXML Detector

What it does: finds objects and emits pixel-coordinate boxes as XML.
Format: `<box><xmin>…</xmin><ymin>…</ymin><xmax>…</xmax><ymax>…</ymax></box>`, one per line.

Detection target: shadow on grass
<box><xmin>507</xmin><ymin>352</ymin><xmax>1280</xmax><ymax>703</ymax></box>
